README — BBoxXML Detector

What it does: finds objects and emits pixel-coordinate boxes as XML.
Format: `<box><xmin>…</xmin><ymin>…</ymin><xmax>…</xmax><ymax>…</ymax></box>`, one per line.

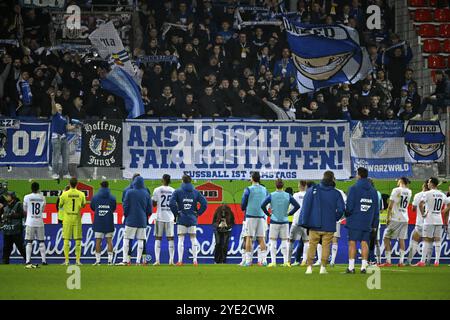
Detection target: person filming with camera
<box><xmin>212</xmin><ymin>204</ymin><xmax>235</xmax><ymax>264</ymax></box>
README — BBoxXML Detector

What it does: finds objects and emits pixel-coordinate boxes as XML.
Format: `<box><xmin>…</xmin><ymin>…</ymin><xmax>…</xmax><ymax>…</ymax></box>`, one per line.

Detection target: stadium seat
<box><xmin>423</xmin><ymin>39</ymin><xmax>441</xmax><ymax>53</ymax></box>
<box><xmin>429</xmin><ymin>0</ymin><xmax>438</xmax><ymax>5</ymax></box>
<box><xmin>418</xmin><ymin>24</ymin><xmax>437</xmax><ymax>37</ymax></box>
<box><xmin>409</xmin><ymin>0</ymin><xmax>426</xmax><ymax>6</ymax></box>
<box><xmin>414</xmin><ymin>9</ymin><xmax>433</xmax><ymax>22</ymax></box>
<box><xmin>428</xmin><ymin>55</ymin><xmax>447</xmax><ymax>68</ymax></box>
<box><xmin>439</xmin><ymin>24</ymin><xmax>450</xmax><ymax>37</ymax></box>
<box><xmin>434</xmin><ymin>8</ymin><xmax>450</xmax><ymax>22</ymax></box>
<box><xmin>443</xmin><ymin>39</ymin><xmax>450</xmax><ymax>52</ymax></box>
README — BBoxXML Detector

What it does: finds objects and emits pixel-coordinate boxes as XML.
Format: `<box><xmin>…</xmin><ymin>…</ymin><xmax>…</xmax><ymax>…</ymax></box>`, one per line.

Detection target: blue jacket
<box><xmin>169</xmin><ymin>182</ymin><xmax>207</xmax><ymax>227</ymax></box>
<box><xmin>261</xmin><ymin>191</ymin><xmax>300</xmax><ymax>224</ymax></box>
<box><xmin>345</xmin><ymin>178</ymin><xmax>380</xmax><ymax>232</ymax></box>
<box><xmin>299</xmin><ymin>182</ymin><xmax>345</xmax><ymax>232</ymax></box>
<box><xmin>123</xmin><ymin>176</ymin><xmax>152</xmax><ymax>228</ymax></box>
<box><xmin>90</xmin><ymin>187</ymin><xmax>116</xmax><ymax>233</ymax></box>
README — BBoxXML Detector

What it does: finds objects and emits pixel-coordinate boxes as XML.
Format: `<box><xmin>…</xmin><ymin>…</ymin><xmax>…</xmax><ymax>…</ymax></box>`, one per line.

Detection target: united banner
<box><xmin>122</xmin><ymin>120</ymin><xmax>351</xmax><ymax>180</ymax></box>
<box><xmin>0</xmin><ymin>120</ymin><xmax>50</xmax><ymax>166</ymax></box>
<box><xmin>404</xmin><ymin>120</ymin><xmax>446</xmax><ymax>163</ymax></box>
<box><xmin>283</xmin><ymin>19</ymin><xmax>372</xmax><ymax>93</ymax></box>
<box><xmin>350</xmin><ymin>121</ymin><xmax>412</xmax><ymax>178</ymax></box>
<box><xmin>80</xmin><ymin>120</ymin><xmax>123</xmax><ymax>167</ymax></box>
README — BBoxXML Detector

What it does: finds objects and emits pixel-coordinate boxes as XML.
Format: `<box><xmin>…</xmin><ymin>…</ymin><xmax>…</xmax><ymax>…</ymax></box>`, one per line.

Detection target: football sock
<box><xmin>191</xmin><ymin>237</ymin><xmax>198</xmax><ymax>263</ymax></box>
<box><xmin>95</xmin><ymin>252</ymin><xmax>101</xmax><ymax>263</ymax></box>
<box><xmin>361</xmin><ymin>259</ymin><xmax>368</xmax><ymax>270</ymax></box>
<box><xmin>288</xmin><ymin>242</ymin><xmax>294</xmax><ymax>263</ymax></box>
<box><xmin>349</xmin><ymin>258</ymin><xmax>355</xmax><ymax>271</ymax></box>
<box><xmin>434</xmin><ymin>241</ymin><xmax>441</xmax><ymax>263</ymax></box>
<box><xmin>421</xmin><ymin>242</ymin><xmax>429</xmax><ymax>263</ymax></box>
<box><xmin>408</xmin><ymin>240</ymin><xmax>418</xmax><ymax>262</ymax></box>
<box><xmin>136</xmin><ymin>240</ymin><xmax>144</xmax><ymax>264</ymax></box>
<box><xmin>331</xmin><ymin>243</ymin><xmax>338</xmax><ymax>264</ymax></box>
<box><xmin>426</xmin><ymin>243</ymin><xmax>433</xmax><ymax>262</ymax></box>
<box><xmin>168</xmin><ymin>240</ymin><xmax>175</xmax><ymax>263</ymax></box>
<box><xmin>75</xmin><ymin>240</ymin><xmax>81</xmax><ymax>263</ymax></box>
<box><xmin>270</xmin><ymin>239</ymin><xmax>277</xmax><ymax>264</ymax></box>
<box><xmin>178</xmin><ymin>235</ymin><xmax>185</xmax><ymax>263</ymax></box>
<box><xmin>257</xmin><ymin>247</ymin><xmax>262</xmax><ymax>263</ymax></box>
<box><xmin>154</xmin><ymin>240</ymin><xmax>161</xmax><ymax>263</ymax></box>
<box><xmin>39</xmin><ymin>242</ymin><xmax>46</xmax><ymax>264</ymax></box>
<box><xmin>123</xmin><ymin>238</ymin><xmax>130</xmax><ymax>263</ymax></box>
<box><xmin>107</xmin><ymin>251</ymin><xmax>113</xmax><ymax>264</ymax></box>
<box><xmin>64</xmin><ymin>240</ymin><xmax>70</xmax><ymax>263</ymax></box>
<box><xmin>246</xmin><ymin>251</ymin><xmax>252</xmax><ymax>264</ymax></box>
<box><xmin>283</xmin><ymin>240</ymin><xmax>290</xmax><ymax>264</ymax></box>
<box><xmin>302</xmin><ymin>242</ymin><xmax>309</xmax><ymax>262</ymax></box>
<box><xmin>240</xmin><ymin>248</ymin><xmax>246</xmax><ymax>264</ymax></box>
<box><xmin>375</xmin><ymin>244</ymin><xmax>381</xmax><ymax>264</ymax></box>
<box><xmin>26</xmin><ymin>242</ymin><xmax>32</xmax><ymax>264</ymax></box>
<box><xmin>261</xmin><ymin>249</ymin><xmax>267</xmax><ymax>264</ymax></box>
<box><xmin>399</xmin><ymin>249</ymin><xmax>405</xmax><ymax>264</ymax></box>
<box><xmin>385</xmin><ymin>250</ymin><xmax>391</xmax><ymax>264</ymax></box>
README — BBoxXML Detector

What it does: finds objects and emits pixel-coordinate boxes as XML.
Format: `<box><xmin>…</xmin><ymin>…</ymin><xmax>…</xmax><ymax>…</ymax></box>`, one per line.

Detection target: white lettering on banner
<box><xmin>122</xmin><ymin>121</ymin><xmax>351</xmax><ymax>180</ymax></box>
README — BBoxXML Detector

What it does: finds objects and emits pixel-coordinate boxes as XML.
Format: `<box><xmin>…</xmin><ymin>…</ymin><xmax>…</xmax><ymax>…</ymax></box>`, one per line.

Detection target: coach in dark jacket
<box><xmin>345</xmin><ymin>168</ymin><xmax>379</xmax><ymax>274</ymax></box>
<box><xmin>1</xmin><ymin>191</ymin><xmax>26</xmax><ymax>264</ymax></box>
<box><xmin>300</xmin><ymin>171</ymin><xmax>345</xmax><ymax>274</ymax></box>
<box><xmin>212</xmin><ymin>204</ymin><xmax>235</xmax><ymax>264</ymax></box>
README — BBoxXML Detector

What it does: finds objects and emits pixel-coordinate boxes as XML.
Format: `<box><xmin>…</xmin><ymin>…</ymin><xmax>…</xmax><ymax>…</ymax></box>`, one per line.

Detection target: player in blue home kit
<box><xmin>169</xmin><ymin>175</ymin><xmax>207</xmax><ymax>266</ymax></box>
<box><xmin>261</xmin><ymin>179</ymin><xmax>300</xmax><ymax>267</ymax></box>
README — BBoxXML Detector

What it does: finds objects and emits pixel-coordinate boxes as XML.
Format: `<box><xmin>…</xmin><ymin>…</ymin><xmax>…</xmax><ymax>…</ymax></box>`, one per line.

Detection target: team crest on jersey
<box><xmin>404</xmin><ymin>121</ymin><xmax>445</xmax><ymax>162</ymax></box>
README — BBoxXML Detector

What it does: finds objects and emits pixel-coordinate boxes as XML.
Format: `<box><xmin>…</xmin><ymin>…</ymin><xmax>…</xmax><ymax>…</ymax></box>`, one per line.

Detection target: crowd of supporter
<box><xmin>0</xmin><ymin>0</ymin><xmax>448</xmax><ymax>122</ymax></box>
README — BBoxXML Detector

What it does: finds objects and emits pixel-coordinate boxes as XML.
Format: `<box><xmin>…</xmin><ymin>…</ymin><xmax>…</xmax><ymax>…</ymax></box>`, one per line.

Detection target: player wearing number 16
<box><xmin>59</xmin><ymin>177</ymin><xmax>87</xmax><ymax>266</ymax></box>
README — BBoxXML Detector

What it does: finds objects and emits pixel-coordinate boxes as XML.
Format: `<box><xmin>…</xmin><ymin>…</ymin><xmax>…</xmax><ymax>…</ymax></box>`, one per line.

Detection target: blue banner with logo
<box><xmin>350</xmin><ymin>121</ymin><xmax>412</xmax><ymax>178</ymax></box>
<box><xmin>0</xmin><ymin>120</ymin><xmax>50</xmax><ymax>166</ymax></box>
<box><xmin>404</xmin><ymin>121</ymin><xmax>446</xmax><ymax>163</ymax></box>
<box><xmin>122</xmin><ymin>120</ymin><xmax>351</xmax><ymax>180</ymax></box>
<box><xmin>283</xmin><ymin>19</ymin><xmax>372</xmax><ymax>93</ymax></box>
<box><xmin>2</xmin><ymin>225</ymin><xmax>449</xmax><ymax>264</ymax></box>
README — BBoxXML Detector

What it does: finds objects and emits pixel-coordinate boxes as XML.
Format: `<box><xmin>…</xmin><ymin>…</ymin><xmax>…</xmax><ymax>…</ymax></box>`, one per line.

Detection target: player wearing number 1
<box><xmin>23</xmin><ymin>182</ymin><xmax>47</xmax><ymax>268</ymax></box>
<box><xmin>152</xmin><ymin>174</ymin><xmax>175</xmax><ymax>265</ymax></box>
<box><xmin>415</xmin><ymin>177</ymin><xmax>450</xmax><ymax>267</ymax></box>
<box><xmin>380</xmin><ymin>177</ymin><xmax>412</xmax><ymax>267</ymax></box>
<box><xmin>59</xmin><ymin>178</ymin><xmax>86</xmax><ymax>266</ymax></box>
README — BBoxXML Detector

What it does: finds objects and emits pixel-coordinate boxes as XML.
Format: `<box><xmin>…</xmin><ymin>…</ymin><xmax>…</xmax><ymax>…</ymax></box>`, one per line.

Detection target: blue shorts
<box><xmin>347</xmin><ymin>228</ymin><xmax>371</xmax><ymax>243</ymax></box>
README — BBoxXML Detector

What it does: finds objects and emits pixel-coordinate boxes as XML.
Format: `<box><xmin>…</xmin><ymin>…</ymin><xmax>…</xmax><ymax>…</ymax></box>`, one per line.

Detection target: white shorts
<box><xmin>124</xmin><ymin>226</ymin><xmax>146</xmax><ymax>240</ymax></box>
<box><xmin>423</xmin><ymin>225</ymin><xmax>443</xmax><ymax>239</ymax></box>
<box><xmin>334</xmin><ymin>222</ymin><xmax>341</xmax><ymax>238</ymax></box>
<box><xmin>177</xmin><ymin>224</ymin><xmax>196</xmax><ymax>235</ymax></box>
<box><xmin>289</xmin><ymin>224</ymin><xmax>308</xmax><ymax>241</ymax></box>
<box><xmin>154</xmin><ymin>221</ymin><xmax>175</xmax><ymax>238</ymax></box>
<box><xmin>383</xmin><ymin>221</ymin><xmax>408</xmax><ymax>240</ymax></box>
<box><xmin>95</xmin><ymin>232</ymin><xmax>114</xmax><ymax>239</ymax></box>
<box><xmin>247</xmin><ymin>217</ymin><xmax>266</xmax><ymax>238</ymax></box>
<box><xmin>240</xmin><ymin>220</ymin><xmax>249</xmax><ymax>238</ymax></box>
<box><xmin>414</xmin><ymin>225</ymin><xmax>423</xmax><ymax>238</ymax></box>
<box><xmin>269</xmin><ymin>224</ymin><xmax>289</xmax><ymax>239</ymax></box>
<box><xmin>25</xmin><ymin>226</ymin><xmax>45</xmax><ymax>241</ymax></box>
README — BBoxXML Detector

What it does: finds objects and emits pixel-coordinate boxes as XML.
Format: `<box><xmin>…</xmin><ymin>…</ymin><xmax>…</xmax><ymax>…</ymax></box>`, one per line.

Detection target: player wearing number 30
<box><xmin>152</xmin><ymin>174</ymin><xmax>175</xmax><ymax>265</ymax></box>
<box><xmin>415</xmin><ymin>177</ymin><xmax>450</xmax><ymax>267</ymax></box>
<box><xmin>380</xmin><ymin>177</ymin><xmax>412</xmax><ymax>267</ymax></box>
<box><xmin>23</xmin><ymin>182</ymin><xmax>47</xmax><ymax>268</ymax></box>
<box><xmin>59</xmin><ymin>178</ymin><xmax>87</xmax><ymax>266</ymax></box>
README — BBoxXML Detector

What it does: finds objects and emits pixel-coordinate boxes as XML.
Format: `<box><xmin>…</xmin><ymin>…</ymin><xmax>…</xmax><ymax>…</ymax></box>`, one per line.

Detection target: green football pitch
<box><xmin>1</xmin><ymin>264</ymin><xmax>449</xmax><ymax>300</ymax></box>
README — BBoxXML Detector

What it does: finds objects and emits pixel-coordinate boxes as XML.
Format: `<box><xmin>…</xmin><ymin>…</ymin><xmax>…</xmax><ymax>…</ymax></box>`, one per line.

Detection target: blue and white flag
<box><xmin>101</xmin><ymin>67</ymin><xmax>144</xmax><ymax>119</ymax></box>
<box><xmin>404</xmin><ymin>120</ymin><xmax>446</xmax><ymax>163</ymax></box>
<box><xmin>350</xmin><ymin>121</ymin><xmax>411</xmax><ymax>179</ymax></box>
<box><xmin>283</xmin><ymin>18</ymin><xmax>372</xmax><ymax>93</ymax></box>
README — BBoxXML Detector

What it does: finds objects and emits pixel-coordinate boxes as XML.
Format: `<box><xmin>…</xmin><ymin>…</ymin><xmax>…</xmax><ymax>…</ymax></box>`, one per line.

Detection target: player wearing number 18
<box><xmin>59</xmin><ymin>178</ymin><xmax>87</xmax><ymax>265</ymax></box>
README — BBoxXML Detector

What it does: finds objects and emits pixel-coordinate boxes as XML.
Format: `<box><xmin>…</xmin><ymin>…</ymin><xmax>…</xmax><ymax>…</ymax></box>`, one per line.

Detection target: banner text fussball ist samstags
<box><xmin>122</xmin><ymin>120</ymin><xmax>352</xmax><ymax>180</ymax></box>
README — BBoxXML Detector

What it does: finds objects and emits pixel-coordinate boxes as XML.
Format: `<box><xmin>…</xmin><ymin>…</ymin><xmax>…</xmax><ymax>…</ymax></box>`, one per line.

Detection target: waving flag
<box><xmin>283</xmin><ymin>18</ymin><xmax>372</xmax><ymax>93</ymax></box>
<box><xmin>101</xmin><ymin>67</ymin><xmax>144</xmax><ymax>119</ymax></box>
<box><xmin>89</xmin><ymin>21</ymin><xmax>141</xmax><ymax>85</ymax></box>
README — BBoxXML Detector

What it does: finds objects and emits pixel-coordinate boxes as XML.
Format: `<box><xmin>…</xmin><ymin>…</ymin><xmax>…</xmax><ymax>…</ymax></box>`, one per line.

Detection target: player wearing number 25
<box><xmin>59</xmin><ymin>178</ymin><xmax>87</xmax><ymax>266</ymax></box>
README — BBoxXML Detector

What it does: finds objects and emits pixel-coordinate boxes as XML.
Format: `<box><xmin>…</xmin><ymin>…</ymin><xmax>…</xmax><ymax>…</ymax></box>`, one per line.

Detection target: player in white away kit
<box><xmin>152</xmin><ymin>174</ymin><xmax>176</xmax><ymax>265</ymax></box>
<box><xmin>381</xmin><ymin>177</ymin><xmax>412</xmax><ymax>267</ymax></box>
<box><xmin>23</xmin><ymin>182</ymin><xmax>47</xmax><ymax>268</ymax></box>
<box><xmin>415</xmin><ymin>177</ymin><xmax>450</xmax><ymax>267</ymax></box>
<box><xmin>407</xmin><ymin>181</ymin><xmax>429</xmax><ymax>265</ymax></box>
<box><xmin>288</xmin><ymin>181</ymin><xmax>309</xmax><ymax>266</ymax></box>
